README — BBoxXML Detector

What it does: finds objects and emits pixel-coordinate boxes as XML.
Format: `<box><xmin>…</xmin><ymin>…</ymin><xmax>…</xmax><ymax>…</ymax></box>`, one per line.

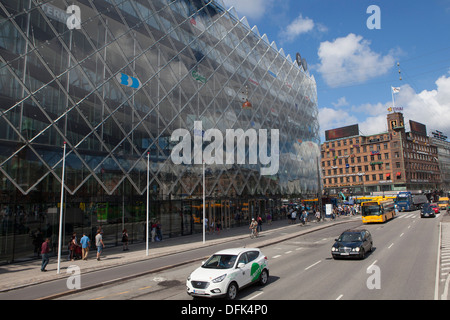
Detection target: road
<box><xmin>54</xmin><ymin>210</ymin><xmax>443</xmax><ymax>300</ymax></box>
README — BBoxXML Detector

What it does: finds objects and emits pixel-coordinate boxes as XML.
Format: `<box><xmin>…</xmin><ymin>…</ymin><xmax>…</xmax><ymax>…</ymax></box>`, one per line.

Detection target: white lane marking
<box><xmin>368</xmin><ymin>260</ymin><xmax>378</xmax><ymax>270</ymax></box>
<box><xmin>272</xmin><ymin>255</ymin><xmax>281</xmax><ymax>259</ymax></box>
<box><xmin>388</xmin><ymin>243</ymin><xmax>394</xmax><ymax>249</ymax></box>
<box><xmin>336</xmin><ymin>294</ymin><xmax>343</xmax><ymax>300</ymax></box>
<box><xmin>305</xmin><ymin>260</ymin><xmax>321</xmax><ymax>271</ymax></box>
<box><xmin>248</xmin><ymin>292</ymin><xmax>264</xmax><ymax>300</ymax></box>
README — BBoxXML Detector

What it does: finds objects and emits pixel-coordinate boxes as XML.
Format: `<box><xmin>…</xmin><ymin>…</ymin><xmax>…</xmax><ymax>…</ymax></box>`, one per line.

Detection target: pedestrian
<box><xmin>216</xmin><ymin>219</ymin><xmax>221</xmax><ymax>235</ymax></box>
<box><xmin>122</xmin><ymin>229</ymin><xmax>129</xmax><ymax>251</ymax></box>
<box><xmin>68</xmin><ymin>232</ymin><xmax>78</xmax><ymax>261</ymax></box>
<box><xmin>315</xmin><ymin>210</ymin><xmax>321</xmax><ymax>222</ymax></box>
<box><xmin>95</xmin><ymin>229</ymin><xmax>104</xmax><ymax>261</ymax></box>
<box><xmin>204</xmin><ymin>217</ymin><xmax>209</xmax><ymax>234</ymax></box>
<box><xmin>209</xmin><ymin>219</ymin><xmax>215</xmax><ymax>234</ymax></box>
<box><xmin>80</xmin><ymin>233</ymin><xmax>90</xmax><ymax>260</ymax></box>
<box><xmin>156</xmin><ymin>220</ymin><xmax>162</xmax><ymax>241</ymax></box>
<box><xmin>291</xmin><ymin>209</ymin><xmax>297</xmax><ymax>224</ymax></box>
<box><xmin>257</xmin><ymin>215</ymin><xmax>262</xmax><ymax>233</ymax></box>
<box><xmin>151</xmin><ymin>221</ymin><xmax>157</xmax><ymax>242</ymax></box>
<box><xmin>40</xmin><ymin>238</ymin><xmax>50</xmax><ymax>272</ymax></box>
<box><xmin>267</xmin><ymin>212</ymin><xmax>272</xmax><ymax>225</ymax></box>
<box><xmin>301</xmin><ymin>210</ymin><xmax>307</xmax><ymax>225</ymax></box>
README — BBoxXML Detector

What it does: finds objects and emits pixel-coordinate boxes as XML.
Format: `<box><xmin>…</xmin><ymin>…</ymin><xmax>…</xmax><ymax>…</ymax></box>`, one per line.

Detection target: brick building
<box><xmin>321</xmin><ymin>113</ymin><xmax>441</xmax><ymax>198</ymax></box>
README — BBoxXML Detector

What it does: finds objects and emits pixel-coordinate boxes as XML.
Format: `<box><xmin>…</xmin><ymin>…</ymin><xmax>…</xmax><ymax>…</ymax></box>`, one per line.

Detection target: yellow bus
<box><xmin>361</xmin><ymin>199</ymin><xmax>396</xmax><ymax>224</ymax></box>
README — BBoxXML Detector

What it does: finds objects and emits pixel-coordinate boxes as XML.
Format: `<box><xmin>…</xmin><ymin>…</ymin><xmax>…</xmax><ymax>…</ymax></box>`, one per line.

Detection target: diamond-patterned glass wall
<box><xmin>0</xmin><ymin>0</ymin><xmax>320</xmax><ymax>263</ymax></box>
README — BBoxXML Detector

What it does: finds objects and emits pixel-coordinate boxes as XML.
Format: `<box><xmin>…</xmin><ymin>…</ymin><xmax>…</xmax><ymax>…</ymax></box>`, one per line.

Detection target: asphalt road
<box><xmin>56</xmin><ymin>210</ymin><xmax>442</xmax><ymax>300</ymax></box>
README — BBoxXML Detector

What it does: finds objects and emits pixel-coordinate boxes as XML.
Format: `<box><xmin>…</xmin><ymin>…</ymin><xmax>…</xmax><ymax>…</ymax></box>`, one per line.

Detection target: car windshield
<box><xmin>339</xmin><ymin>233</ymin><xmax>363</xmax><ymax>242</ymax></box>
<box><xmin>202</xmin><ymin>254</ymin><xmax>237</xmax><ymax>269</ymax></box>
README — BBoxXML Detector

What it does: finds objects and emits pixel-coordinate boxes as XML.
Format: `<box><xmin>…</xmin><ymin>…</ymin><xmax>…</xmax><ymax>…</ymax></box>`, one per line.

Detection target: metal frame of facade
<box><xmin>0</xmin><ymin>0</ymin><xmax>320</xmax><ymax>262</ymax></box>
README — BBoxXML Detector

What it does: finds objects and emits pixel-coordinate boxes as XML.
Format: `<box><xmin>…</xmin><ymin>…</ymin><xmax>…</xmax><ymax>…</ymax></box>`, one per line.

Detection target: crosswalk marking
<box><xmin>397</xmin><ymin>213</ymin><xmax>418</xmax><ymax>219</ymax></box>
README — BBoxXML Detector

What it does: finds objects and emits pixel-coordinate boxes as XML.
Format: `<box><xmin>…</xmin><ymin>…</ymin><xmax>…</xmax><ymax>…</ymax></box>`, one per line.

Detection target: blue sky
<box><xmin>222</xmin><ymin>0</ymin><xmax>450</xmax><ymax>142</ymax></box>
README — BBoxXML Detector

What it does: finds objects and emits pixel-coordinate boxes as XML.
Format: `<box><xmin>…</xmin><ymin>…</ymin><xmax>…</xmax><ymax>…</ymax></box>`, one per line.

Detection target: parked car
<box><xmin>186</xmin><ymin>248</ymin><xmax>269</xmax><ymax>300</ymax></box>
<box><xmin>331</xmin><ymin>229</ymin><xmax>373</xmax><ymax>260</ymax></box>
<box><xmin>420</xmin><ymin>203</ymin><xmax>436</xmax><ymax>218</ymax></box>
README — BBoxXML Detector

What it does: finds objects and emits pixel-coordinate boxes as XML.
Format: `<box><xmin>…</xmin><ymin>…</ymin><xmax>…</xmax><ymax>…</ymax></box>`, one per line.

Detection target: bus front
<box><xmin>362</xmin><ymin>202</ymin><xmax>383</xmax><ymax>223</ymax></box>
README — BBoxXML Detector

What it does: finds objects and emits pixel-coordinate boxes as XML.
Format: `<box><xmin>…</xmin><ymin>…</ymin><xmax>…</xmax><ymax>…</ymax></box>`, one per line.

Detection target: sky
<box><xmin>222</xmin><ymin>0</ymin><xmax>450</xmax><ymax>143</ymax></box>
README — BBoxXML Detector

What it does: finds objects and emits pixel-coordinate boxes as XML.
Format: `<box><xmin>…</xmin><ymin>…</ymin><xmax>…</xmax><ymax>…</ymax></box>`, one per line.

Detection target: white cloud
<box><xmin>397</xmin><ymin>75</ymin><xmax>450</xmax><ymax>134</ymax></box>
<box><xmin>332</xmin><ymin>97</ymin><xmax>349</xmax><ymax>108</ymax></box>
<box><xmin>222</xmin><ymin>0</ymin><xmax>274</xmax><ymax>20</ymax></box>
<box><xmin>279</xmin><ymin>14</ymin><xmax>327</xmax><ymax>43</ymax></box>
<box><xmin>317</xmin><ymin>34</ymin><xmax>396</xmax><ymax>88</ymax></box>
<box><xmin>280</xmin><ymin>14</ymin><xmax>314</xmax><ymax>42</ymax></box>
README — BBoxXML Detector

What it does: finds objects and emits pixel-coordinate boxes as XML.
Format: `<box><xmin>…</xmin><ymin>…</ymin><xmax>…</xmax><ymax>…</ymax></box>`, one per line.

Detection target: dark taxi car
<box><xmin>420</xmin><ymin>203</ymin><xmax>436</xmax><ymax>218</ymax></box>
<box><xmin>331</xmin><ymin>229</ymin><xmax>373</xmax><ymax>260</ymax></box>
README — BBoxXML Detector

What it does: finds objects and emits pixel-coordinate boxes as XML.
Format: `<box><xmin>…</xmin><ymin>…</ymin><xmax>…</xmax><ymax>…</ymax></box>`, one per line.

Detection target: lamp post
<box><xmin>57</xmin><ymin>142</ymin><xmax>67</xmax><ymax>274</ymax></box>
<box><xmin>146</xmin><ymin>152</ymin><xmax>150</xmax><ymax>256</ymax></box>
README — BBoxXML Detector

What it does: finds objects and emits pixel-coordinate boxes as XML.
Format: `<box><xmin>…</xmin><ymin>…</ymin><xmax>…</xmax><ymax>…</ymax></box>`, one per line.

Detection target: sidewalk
<box><xmin>0</xmin><ymin>216</ymin><xmax>358</xmax><ymax>293</ymax></box>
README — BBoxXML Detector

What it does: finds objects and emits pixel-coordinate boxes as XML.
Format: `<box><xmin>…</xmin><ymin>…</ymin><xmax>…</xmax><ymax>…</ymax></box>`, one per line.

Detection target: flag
<box><xmin>392</xmin><ymin>87</ymin><xmax>400</xmax><ymax>94</ymax></box>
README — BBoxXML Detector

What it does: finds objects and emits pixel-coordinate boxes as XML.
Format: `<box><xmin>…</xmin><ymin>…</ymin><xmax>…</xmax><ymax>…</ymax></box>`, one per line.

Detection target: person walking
<box><xmin>68</xmin><ymin>232</ymin><xmax>78</xmax><ymax>261</ymax></box>
<box><xmin>216</xmin><ymin>219</ymin><xmax>221</xmax><ymax>235</ymax></box>
<box><xmin>266</xmin><ymin>212</ymin><xmax>272</xmax><ymax>225</ymax></box>
<box><xmin>40</xmin><ymin>238</ymin><xmax>50</xmax><ymax>272</ymax></box>
<box><xmin>257</xmin><ymin>215</ymin><xmax>263</xmax><ymax>233</ymax></box>
<box><xmin>249</xmin><ymin>218</ymin><xmax>258</xmax><ymax>237</ymax></box>
<box><xmin>156</xmin><ymin>220</ymin><xmax>162</xmax><ymax>241</ymax></box>
<box><xmin>95</xmin><ymin>229</ymin><xmax>104</xmax><ymax>261</ymax></box>
<box><xmin>315</xmin><ymin>210</ymin><xmax>321</xmax><ymax>223</ymax></box>
<box><xmin>122</xmin><ymin>229</ymin><xmax>129</xmax><ymax>251</ymax></box>
<box><xmin>80</xmin><ymin>233</ymin><xmax>90</xmax><ymax>261</ymax></box>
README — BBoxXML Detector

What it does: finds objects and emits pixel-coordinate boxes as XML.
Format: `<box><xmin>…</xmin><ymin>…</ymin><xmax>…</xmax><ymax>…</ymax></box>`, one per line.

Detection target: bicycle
<box><xmin>250</xmin><ymin>228</ymin><xmax>258</xmax><ymax>239</ymax></box>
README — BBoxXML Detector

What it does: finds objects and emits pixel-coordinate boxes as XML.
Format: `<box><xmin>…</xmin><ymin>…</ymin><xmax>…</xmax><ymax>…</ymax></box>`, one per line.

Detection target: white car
<box><xmin>186</xmin><ymin>248</ymin><xmax>269</xmax><ymax>300</ymax></box>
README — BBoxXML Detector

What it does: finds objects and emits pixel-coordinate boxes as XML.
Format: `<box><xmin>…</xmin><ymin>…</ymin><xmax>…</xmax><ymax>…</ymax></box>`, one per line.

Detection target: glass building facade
<box><xmin>0</xmin><ymin>0</ymin><xmax>320</xmax><ymax>263</ymax></box>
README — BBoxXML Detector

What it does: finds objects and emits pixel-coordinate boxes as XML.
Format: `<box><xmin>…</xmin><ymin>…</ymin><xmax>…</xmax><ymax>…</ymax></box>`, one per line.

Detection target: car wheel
<box><xmin>226</xmin><ymin>282</ymin><xmax>238</xmax><ymax>300</ymax></box>
<box><xmin>259</xmin><ymin>269</ymin><xmax>269</xmax><ymax>286</ymax></box>
<box><xmin>360</xmin><ymin>248</ymin><xmax>366</xmax><ymax>260</ymax></box>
